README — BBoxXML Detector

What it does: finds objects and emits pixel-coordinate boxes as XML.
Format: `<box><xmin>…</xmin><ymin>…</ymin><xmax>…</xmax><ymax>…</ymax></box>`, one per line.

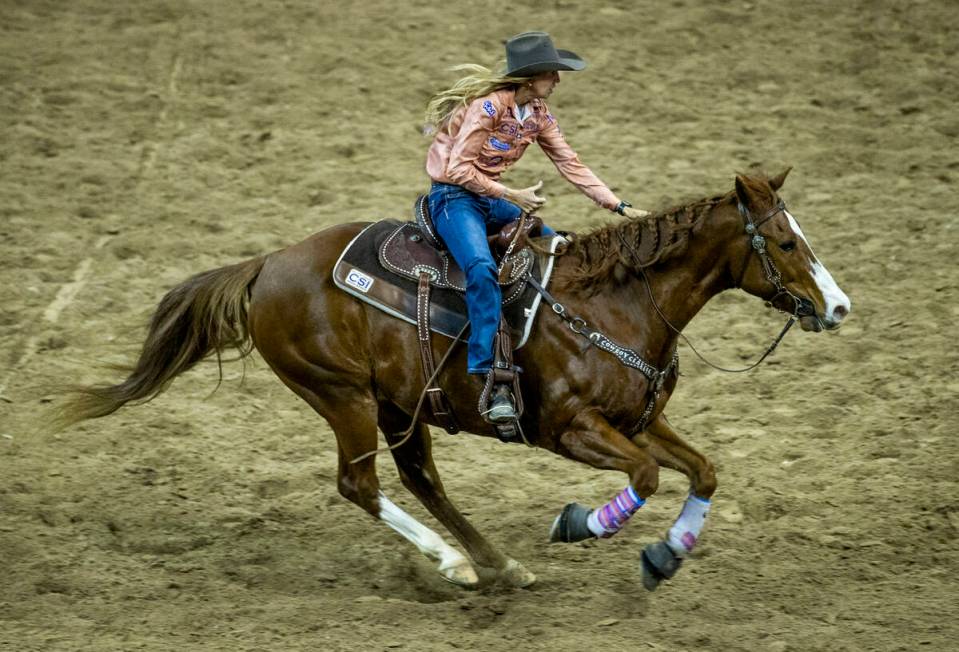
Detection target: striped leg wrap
<box><xmin>587</xmin><ymin>486</ymin><xmax>645</xmax><ymax>538</ymax></box>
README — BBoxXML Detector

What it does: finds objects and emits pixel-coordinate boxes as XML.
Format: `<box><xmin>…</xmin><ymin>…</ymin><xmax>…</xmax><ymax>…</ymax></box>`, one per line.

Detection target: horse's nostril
<box><xmin>833</xmin><ymin>305</ymin><xmax>849</xmax><ymax>319</ymax></box>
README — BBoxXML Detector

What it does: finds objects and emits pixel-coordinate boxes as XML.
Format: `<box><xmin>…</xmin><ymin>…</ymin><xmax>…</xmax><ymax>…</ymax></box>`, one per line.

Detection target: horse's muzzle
<box><xmin>799</xmin><ymin>314</ymin><xmax>824</xmax><ymax>332</ymax></box>
<box><xmin>817</xmin><ymin>303</ymin><xmax>849</xmax><ymax>332</ymax></box>
<box><xmin>800</xmin><ymin>311</ymin><xmax>844</xmax><ymax>333</ymax></box>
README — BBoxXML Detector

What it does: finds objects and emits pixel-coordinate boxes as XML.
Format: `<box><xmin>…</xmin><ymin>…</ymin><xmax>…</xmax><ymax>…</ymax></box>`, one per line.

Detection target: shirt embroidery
<box><xmin>424</xmin><ymin>90</ymin><xmax>618</xmax><ymax>209</ymax></box>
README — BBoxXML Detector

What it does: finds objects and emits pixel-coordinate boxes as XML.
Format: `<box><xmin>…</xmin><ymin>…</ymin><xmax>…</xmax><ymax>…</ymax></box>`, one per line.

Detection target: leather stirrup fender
<box><xmin>416</xmin><ymin>272</ymin><xmax>459</xmax><ymax>434</ymax></box>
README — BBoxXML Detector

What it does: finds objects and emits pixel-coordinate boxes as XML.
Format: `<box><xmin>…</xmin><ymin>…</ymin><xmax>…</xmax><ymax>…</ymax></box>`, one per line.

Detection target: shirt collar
<box><xmin>509</xmin><ymin>97</ymin><xmax>545</xmax><ymax>121</ymax></box>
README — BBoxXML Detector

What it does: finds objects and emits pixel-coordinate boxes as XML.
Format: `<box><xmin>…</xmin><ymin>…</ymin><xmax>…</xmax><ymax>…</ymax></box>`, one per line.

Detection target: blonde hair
<box><xmin>424</xmin><ymin>63</ymin><xmax>528</xmax><ymax>134</ymax></box>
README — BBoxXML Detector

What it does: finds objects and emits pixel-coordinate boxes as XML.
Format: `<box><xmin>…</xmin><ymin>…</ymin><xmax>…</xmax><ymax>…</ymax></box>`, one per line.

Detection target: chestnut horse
<box><xmin>57</xmin><ymin>169</ymin><xmax>850</xmax><ymax>590</ymax></box>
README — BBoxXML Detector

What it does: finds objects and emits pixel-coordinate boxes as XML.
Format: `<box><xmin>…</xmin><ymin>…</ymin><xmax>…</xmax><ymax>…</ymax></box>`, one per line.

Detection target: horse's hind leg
<box><xmin>379</xmin><ymin>404</ymin><xmax>536</xmax><ymax>588</ymax></box>
<box><xmin>274</xmin><ymin>375</ymin><xmax>480</xmax><ymax>586</ymax></box>
<box><xmin>635</xmin><ymin>414</ymin><xmax>717</xmax><ymax>591</ymax></box>
<box><xmin>338</xmin><ymin>441</ymin><xmax>478</xmax><ymax>589</ymax></box>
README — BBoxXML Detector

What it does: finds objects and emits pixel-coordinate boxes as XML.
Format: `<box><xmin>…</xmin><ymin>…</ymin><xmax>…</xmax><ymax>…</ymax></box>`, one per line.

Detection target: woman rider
<box><xmin>424</xmin><ymin>31</ymin><xmax>650</xmax><ymax>423</ymax></box>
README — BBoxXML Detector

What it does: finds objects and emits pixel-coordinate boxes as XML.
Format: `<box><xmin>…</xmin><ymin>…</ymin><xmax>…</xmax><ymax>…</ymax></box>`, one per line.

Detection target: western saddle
<box><xmin>332</xmin><ymin>195</ymin><xmax>547</xmax><ymax>441</ymax></box>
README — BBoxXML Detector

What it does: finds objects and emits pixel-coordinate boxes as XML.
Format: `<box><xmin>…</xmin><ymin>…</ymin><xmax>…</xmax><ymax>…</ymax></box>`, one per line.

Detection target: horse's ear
<box><xmin>769</xmin><ymin>167</ymin><xmax>792</xmax><ymax>191</ymax></box>
<box><xmin>735</xmin><ymin>175</ymin><xmax>751</xmax><ymax>208</ymax></box>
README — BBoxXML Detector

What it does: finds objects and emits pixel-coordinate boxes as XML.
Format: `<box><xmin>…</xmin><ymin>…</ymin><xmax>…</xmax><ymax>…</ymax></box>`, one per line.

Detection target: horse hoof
<box><xmin>502</xmin><ymin>559</ymin><xmax>537</xmax><ymax>588</ymax></box>
<box><xmin>438</xmin><ymin>559</ymin><xmax>479</xmax><ymax>588</ymax></box>
<box><xmin>641</xmin><ymin>562</ymin><xmax>663</xmax><ymax>592</ymax></box>
<box><xmin>640</xmin><ymin>541</ymin><xmax>683</xmax><ymax>592</ymax></box>
<box><xmin>548</xmin><ymin>503</ymin><xmax>595</xmax><ymax>543</ymax></box>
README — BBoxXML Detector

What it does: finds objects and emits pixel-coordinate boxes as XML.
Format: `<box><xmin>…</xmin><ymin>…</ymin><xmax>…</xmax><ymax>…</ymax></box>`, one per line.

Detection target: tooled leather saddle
<box><xmin>332</xmin><ymin>195</ymin><xmax>564</xmax><ymax>435</ymax></box>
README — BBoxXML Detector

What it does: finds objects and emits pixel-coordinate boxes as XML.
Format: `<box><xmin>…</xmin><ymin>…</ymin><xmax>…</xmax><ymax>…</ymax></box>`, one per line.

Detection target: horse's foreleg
<box><xmin>380</xmin><ymin>406</ymin><xmax>535</xmax><ymax>588</ymax></box>
<box><xmin>551</xmin><ymin>410</ymin><xmax>660</xmax><ymax>542</ymax></box>
<box><xmin>644</xmin><ymin>414</ymin><xmax>717</xmax><ymax>499</ymax></box>
<box><xmin>634</xmin><ymin>414</ymin><xmax>717</xmax><ymax>591</ymax></box>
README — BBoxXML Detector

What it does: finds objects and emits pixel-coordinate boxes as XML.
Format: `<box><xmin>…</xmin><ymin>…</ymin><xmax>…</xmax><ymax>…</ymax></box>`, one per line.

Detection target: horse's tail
<box><xmin>53</xmin><ymin>255</ymin><xmax>267</xmax><ymax>428</ymax></box>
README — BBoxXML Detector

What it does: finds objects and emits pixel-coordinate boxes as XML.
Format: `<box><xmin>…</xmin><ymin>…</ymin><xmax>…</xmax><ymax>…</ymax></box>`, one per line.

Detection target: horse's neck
<box><xmin>641</xmin><ymin>218</ymin><xmax>734</xmax><ymax>337</ymax></box>
<box><xmin>549</xmin><ymin>206</ymin><xmax>736</xmax><ymax>365</ymax></box>
<box><xmin>548</xmin><ymin>268</ymin><xmax>710</xmax><ymax>370</ymax></box>
<box><xmin>643</xmin><ymin>261</ymin><xmax>726</xmax><ymax>332</ymax></box>
<box><xmin>624</xmin><ymin>221</ymin><xmax>735</xmax><ymax>362</ymax></box>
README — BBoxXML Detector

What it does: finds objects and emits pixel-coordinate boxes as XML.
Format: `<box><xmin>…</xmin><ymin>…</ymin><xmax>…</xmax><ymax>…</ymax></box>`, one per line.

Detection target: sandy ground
<box><xmin>1</xmin><ymin>1</ymin><xmax>958</xmax><ymax>650</ymax></box>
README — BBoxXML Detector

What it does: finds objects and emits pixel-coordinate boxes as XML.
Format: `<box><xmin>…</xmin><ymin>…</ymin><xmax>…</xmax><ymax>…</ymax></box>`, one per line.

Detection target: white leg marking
<box><xmin>377</xmin><ymin>493</ymin><xmax>477</xmax><ymax>585</ymax></box>
<box><xmin>785</xmin><ymin>211</ymin><xmax>851</xmax><ymax>324</ymax></box>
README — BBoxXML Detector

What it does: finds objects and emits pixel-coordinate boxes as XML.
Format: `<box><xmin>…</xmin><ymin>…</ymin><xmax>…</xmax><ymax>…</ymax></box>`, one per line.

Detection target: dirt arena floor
<box><xmin>2</xmin><ymin>0</ymin><xmax>957</xmax><ymax>650</ymax></box>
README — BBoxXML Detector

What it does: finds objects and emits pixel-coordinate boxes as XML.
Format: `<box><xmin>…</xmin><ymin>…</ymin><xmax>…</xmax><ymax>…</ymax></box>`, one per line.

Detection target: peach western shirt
<box><xmin>426</xmin><ymin>89</ymin><xmax>620</xmax><ymax>210</ymax></box>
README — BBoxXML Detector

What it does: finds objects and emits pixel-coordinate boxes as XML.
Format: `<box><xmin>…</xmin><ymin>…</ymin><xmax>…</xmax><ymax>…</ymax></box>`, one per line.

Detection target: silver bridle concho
<box><xmin>737</xmin><ymin>200</ymin><xmax>816</xmax><ymax>319</ymax></box>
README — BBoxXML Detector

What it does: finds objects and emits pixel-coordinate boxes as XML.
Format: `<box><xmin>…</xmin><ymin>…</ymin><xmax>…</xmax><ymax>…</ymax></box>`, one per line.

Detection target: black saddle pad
<box><xmin>332</xmin><ymin>219</ymin><xmax>562</xmax><ymax>347</ymax></box>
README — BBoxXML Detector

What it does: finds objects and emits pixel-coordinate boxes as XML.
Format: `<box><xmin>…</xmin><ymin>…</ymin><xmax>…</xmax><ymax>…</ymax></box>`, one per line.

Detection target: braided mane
<box><xmin>553</xmin><ymin>192</ymin><xmax>733</xmax><ymax>295</ymax></box>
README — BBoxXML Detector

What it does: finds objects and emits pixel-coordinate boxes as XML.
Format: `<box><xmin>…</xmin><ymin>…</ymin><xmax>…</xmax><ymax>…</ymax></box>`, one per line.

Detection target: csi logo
<box><xmin>346</xmin><ymin>269</ymin><xmax>374</xmax><ymax>293</ymax></box>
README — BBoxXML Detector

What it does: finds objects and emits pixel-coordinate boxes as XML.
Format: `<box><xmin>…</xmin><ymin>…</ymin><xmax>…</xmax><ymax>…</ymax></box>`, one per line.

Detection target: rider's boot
<box><xmin>487</xmin><ymin>383</ymin><xmax>517</xmax><ymax>423</ymax></box>
<box><xmin>479</xmin><ymin>317</ymin><xmax>525</xmax><ymax>441</ymax></box>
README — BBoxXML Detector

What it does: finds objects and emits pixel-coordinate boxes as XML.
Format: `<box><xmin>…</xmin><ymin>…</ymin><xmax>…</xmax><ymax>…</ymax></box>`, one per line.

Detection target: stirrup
<box><xmin>485</xmin><ymin>385</ymin><xmax>517</xmax><ymax>423</ymax></box>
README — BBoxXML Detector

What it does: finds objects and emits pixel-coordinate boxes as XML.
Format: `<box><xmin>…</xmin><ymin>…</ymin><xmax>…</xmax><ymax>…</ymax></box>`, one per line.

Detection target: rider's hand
<box><xmin>621</xmin><ymin>206</ymin><xmax>652</xmax><ymax>219</ymax></box>
<box><xmin>504</xmin><ymin>180</ymin><xmax>546</xmax><ymax>214</ymax></box>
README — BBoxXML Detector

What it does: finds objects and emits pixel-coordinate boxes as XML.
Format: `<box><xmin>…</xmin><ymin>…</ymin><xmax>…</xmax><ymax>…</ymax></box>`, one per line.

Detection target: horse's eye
<box><xmin>778</xmin><ymin>241</ymin><xmax>796</xmax><ymax>252</ymax></box>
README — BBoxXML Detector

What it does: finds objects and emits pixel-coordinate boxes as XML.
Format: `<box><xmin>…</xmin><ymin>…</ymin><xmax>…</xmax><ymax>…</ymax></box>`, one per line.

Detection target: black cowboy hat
<box><xmin>504</xmin><ymin>31</ymin><xmax>586</xmax><ymax>77</ymax></box>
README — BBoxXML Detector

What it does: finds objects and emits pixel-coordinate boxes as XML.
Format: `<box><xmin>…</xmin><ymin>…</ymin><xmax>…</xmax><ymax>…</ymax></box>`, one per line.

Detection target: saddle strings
<box><xmin>350</xmin><ymin>210</ymin><xmax>532</xmax><ymax>464</ymax></box>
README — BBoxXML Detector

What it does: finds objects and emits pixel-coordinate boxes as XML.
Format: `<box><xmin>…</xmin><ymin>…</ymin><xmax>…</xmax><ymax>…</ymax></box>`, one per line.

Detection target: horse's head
<box><xmin>731</xmin><ymin>169</ymin><xmax>851</xmax><ymax>332</ymax></box>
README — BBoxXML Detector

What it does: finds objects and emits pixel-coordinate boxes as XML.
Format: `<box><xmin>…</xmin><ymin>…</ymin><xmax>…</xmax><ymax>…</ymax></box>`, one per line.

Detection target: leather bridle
<box><xmin>736</xmin><ymin>199</ymin><xmax>817</xmax><ymax>320</ymax></box>
<box><xmin>617</xmin><ymin>198</ymin><xmax>822</xmax><ymax>374</ymax></box>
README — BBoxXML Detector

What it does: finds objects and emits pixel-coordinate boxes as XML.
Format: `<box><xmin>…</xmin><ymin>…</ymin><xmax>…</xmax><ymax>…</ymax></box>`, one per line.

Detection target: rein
<box><xmin>637</xmin><ymin>266</ymin><xmax>795</xmax><ymax>374</ymax></box>
<box><xmin>619</xmin><ymin>200</ymin><xmax>812</xmax><ymax>374</ymax></box>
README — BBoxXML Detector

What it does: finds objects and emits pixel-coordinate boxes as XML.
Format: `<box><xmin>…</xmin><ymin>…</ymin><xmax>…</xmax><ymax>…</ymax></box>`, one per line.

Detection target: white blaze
<box><xmin>785</xmin><ymin>210</ymin><xmax>851</xmax><ymax>323</ymax></box>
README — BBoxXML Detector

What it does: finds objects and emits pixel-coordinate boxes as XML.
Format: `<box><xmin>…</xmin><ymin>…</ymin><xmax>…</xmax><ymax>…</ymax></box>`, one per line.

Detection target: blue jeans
<box><xmin>428</xmin><ymin>182</ymin><xmax>553</xmax><ymax>374</ymax></box>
